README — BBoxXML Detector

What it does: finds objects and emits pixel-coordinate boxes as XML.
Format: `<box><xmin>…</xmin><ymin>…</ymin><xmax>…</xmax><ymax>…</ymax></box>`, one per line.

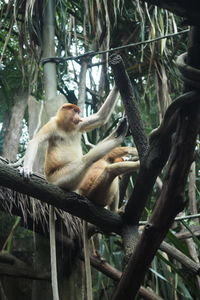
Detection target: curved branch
<box><xmin>124</xmin><ymin>90</ymin><xmax>199</xmax><ymax>227</ymax></box>
<box><xmin>90</xmin><ymin>255</ymin><xmax>163</xmax><ymax>300</ymax></box>
<box><xmin>176</xmin><ymin>53</ymin><xmax>200</xmax><ymax>81</ymax></box>
<box><xmin>112</xmin><ymin>26</ymin><xmax>200</xmax><ymax>300</ymax></box>
<box><xmin>113</xmin><ymin>89</ymin><xmax>200</xmax><ymax>300</ymax></box>
<box><xmin>150</xmin><ymin>90</ymin><xmax>199</xmax><ymax>142</ymax></box>
<box><xmin>140</xmin><ymin>0</ymin><xmax>200</xmax><ymax>25</ymax></box>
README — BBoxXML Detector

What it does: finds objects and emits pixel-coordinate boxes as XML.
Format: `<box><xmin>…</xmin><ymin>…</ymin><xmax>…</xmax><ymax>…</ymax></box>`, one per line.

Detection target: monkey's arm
<box><xmin>19</xmin><ymin>120</ymin><xmax>55</xmax><ymax>178</ymax></box>
<box><xmin>79</xmin><ymin>85</ymin><xmax>119</xmax><ymax>132</ymax></box>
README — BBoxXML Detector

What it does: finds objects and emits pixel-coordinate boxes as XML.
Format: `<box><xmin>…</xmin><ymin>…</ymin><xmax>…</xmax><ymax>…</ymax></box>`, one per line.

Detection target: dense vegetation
<box><xmin>0</xmin><ymin>1</ymin><xmax>199</xmax><ymax>299</ymax></box>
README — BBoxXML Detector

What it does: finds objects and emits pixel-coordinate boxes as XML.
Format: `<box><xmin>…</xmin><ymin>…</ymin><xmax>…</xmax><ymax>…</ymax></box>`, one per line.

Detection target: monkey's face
<box><xmin>58</xmin><ymin>103</ymin><xmax>83</xmax><ymax>130</ymax></box>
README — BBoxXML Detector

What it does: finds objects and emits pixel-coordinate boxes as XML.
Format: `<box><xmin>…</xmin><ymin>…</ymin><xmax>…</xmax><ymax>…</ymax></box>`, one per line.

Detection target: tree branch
<box><xmin>109</xmin><ymin>54</ymin><xmax>148</xmax><ymax>160</ymax></box>
<box><xmin>160</xmin><ymin>242</ymin><xmax>200</xmax><ymax>275</ymax></box>
<box><xmin>112</xmin><ymin>89</ymin><xmax>200</xmax><ymax>300</ymax></box>
<box><xmin>0</xmin><ymin>162</ymin><xmax>123</xmax><ymax>234</ymax></box>
<box><xmin>176</xmin><ymin>226</ymin><xmax>200</xmax><ymax>239</ymax></box>
<box><xmin>111</xmin><ymin>26</ymin><xmax>200</xmax><ymax>299</ymax></box>
<box><xmin>140</xmin><ymin>0</ymin><xmax>200</xmax><ymax>25</ymax></box>
<box><xmin>90</xmin><ymin>255</ymin><xmax>163</xmax><ymax>300</ymax></box>
<box><xmin>124</xmin><ymin>90</ymin><xmax>199</xmax><ymax>226</ymax></box>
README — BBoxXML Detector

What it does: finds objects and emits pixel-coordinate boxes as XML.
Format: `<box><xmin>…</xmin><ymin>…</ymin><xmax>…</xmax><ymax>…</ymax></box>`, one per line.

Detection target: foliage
<box><xmin>0</xmin><ymin>1</ymin><xmax>199</xmax><ymax>299</ymax></box>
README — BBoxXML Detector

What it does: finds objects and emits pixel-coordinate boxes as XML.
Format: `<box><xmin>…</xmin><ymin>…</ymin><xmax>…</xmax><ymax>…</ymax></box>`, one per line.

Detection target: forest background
<box><xmin>0</xmin><ymin>1</ymin><xmax>200</xmax><ymax>300</ymax></box>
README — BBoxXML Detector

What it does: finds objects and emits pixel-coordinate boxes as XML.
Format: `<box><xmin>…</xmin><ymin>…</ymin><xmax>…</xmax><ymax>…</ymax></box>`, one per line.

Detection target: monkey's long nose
<box><xmin>74</xmin><ymin>115</ymin><xmax>83</xmax><ymax>124</ymax></box>
<box><xmin>78</xmin><ymin>116</ymin><xmax>83</xmax><ymax>122</ymax></box>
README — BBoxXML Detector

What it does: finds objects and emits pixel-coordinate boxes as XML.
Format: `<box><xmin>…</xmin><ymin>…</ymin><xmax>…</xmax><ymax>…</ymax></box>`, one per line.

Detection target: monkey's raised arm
<box><xmin>20</xmin><ymin>120</ymin><xmax>55</xmax><ymax>178</ymax></box>
<box><xmin>79</xmin><ymin>85</ymin><xmax>119</xmax><ymax>132</ymax></box>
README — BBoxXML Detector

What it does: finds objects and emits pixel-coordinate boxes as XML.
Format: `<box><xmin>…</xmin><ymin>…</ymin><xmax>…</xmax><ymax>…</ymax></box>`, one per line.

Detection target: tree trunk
<box><xmin>2</xmin><ymin>91</ymin><xmax>28</xmax><ymax>161</ymax></box>
<box><xmin>78</xmin><ymin>58</ymin><xmax>88</xmax><ymax>114</ymax></box>
<box><xmin>31</xmin><ymin>1</ymin><xmax>58</xmax><ymax>299</ymax></box>
<box><xmin>31</xmin><ymin>1</ymin><xmax>83</xmax><ymax>299</ymax></box>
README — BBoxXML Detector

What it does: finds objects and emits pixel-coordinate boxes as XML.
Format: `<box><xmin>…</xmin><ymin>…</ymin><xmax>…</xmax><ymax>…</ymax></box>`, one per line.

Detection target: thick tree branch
<box><xmin>140</xmin><ymin>0</ymin><xmax>200</xmax><ymax>25</ymax></box>
<box><xmin>124</xmin><ymin>90</ymin><xmax>199</xmax><ymax>226</ymax></box>
<box><xmin>112</xmin><ymin>27</ymin><xmax>200</xmax><ymax>300</ymax></box>
<box><xmin>109</xmin><ymin>55</ymin><xmax>199</xmax><ymax>228</ymax></box>
<box><xmin>109</xmin><ymin>54</ymin><xmax>148</xmax><ymax>160</ymax></box>
<box><xmin>160</xmin><ymin>242</ymin><xmax>200</xmax><ymax>275</ymax></box>
<box><xmin>0</xmin><ymin>162</ymin><xmax>123</xmax><ymax>234</ymax></box>
<box><xmin>0</xmin><ymin>189</ymin><xmax>162</xmax><ymax>300</ymax></box>
<box><xmin>1</xmin><ymin>182</ymin><xmax>199</xmax><ymax>297</ymax></box>
<box><xmin>109</xmin><ymin>54</ymin><xmax>198</xmax><ymax>263</ymax></box>
<box><xmin>113</xmin><ymin>91</ymin><xmax>200</xmax><ymax>300</ymax></box>
<box><xmin>90</xmin><ymin>255</ymin><xmax>163</xmax><ymax>300</ymax></box>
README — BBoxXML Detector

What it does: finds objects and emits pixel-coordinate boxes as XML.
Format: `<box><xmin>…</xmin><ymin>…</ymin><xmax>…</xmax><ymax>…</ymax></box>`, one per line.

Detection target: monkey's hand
<box><xmin>18</xmin><ymin>166</ymin><xmax>33</xmax><ymax>180</ymax></box>
<box><xmin>115</xmin><ymin>117</ymin><xmax>128</xmax><ymax>138</ymax></box>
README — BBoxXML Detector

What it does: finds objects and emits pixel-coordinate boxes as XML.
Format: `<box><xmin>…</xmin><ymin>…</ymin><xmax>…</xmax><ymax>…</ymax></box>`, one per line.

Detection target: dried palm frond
<box><xmin>0</xmin><ymin>159</ymin><xmax>82</xmax><ymax>249</ymax></box>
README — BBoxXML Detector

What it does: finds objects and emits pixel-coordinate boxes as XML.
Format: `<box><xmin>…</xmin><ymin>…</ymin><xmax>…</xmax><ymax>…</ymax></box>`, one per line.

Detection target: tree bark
<box><xmin>0</xmin><ymin>162</ymin><xmax>123</xmax><ymax>234</ymax></box>
<box><xmin>112</xmin><ymin>90</ymin><xmax>200</xmax><ymax>300</ymax></box>
<box><xmin>111</xmin><ymin>26</ymin><xmax>200</xmax><ymax>300</ymax></box>
<box><xmin>140</xmin><ymin>0</ymin><xmax>200</xmax><ymax>25</ymax></box>
<box><xmin>2</xmin><ymin>91</ymin><xmax>28</xmax><ymax>161</ymax></box>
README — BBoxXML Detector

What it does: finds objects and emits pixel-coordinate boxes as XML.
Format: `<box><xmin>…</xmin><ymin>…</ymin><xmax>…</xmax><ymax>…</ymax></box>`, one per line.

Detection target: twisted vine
<box><xmin>150</xmin><ymin>52</ymin><xmax>200</xmax><ymax>143</ymax></box>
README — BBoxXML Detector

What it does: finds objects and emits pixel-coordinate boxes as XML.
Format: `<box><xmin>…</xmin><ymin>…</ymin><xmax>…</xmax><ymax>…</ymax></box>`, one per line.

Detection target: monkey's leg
<box><xmin>106</xmin><ymin>161</ymin><xmax>140</xmax><ymax>176</ymax></box>
<box><xmin>83</xmin><ymin>118</ymin><xmax>128</xmax><ymax>165</ymax></box>
<box><xmin>50</xmin><ymin>119</ymin><xmax>128</xmax><ymax>190</ymax></box>
<box><xmin>104</xmin><ymin>146</ymin><xmax>138</xmax><ymax>161</ymax></box>
<box><xmin>87</xmin><ymin>161</ymin><xmax>140</xmax><ymax>207</ymax></box>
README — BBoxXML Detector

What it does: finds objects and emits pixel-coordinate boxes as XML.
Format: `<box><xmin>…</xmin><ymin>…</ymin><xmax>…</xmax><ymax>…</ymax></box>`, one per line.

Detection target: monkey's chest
<box><xmin>44</xmin><ymin>137</ymin><xmax>82</xmax><ymax>176</ymax></box>
<box><xmin>47</xmin><ymin>143</ymin><xmax>82</xmax><ymax>161</ymax></box>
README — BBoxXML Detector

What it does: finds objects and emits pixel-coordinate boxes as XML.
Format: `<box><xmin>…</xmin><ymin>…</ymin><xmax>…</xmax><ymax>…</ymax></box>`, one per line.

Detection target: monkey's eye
<box><xmin>73</xmin><ymin>108</ymin><xmax>80</xmax><ymax>113</ymax></box>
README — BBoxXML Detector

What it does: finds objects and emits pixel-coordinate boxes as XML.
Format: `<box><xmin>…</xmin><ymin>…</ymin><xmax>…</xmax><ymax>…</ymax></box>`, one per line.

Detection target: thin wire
<box><xmin>139</xmin><ymin>213</ymin><xmax>200</xmax><ymax>225</ymax></box>
<box><xmin>42</xmin><ymin>29</ymin><xmax>189</xmax><ymax>65</ymax></box>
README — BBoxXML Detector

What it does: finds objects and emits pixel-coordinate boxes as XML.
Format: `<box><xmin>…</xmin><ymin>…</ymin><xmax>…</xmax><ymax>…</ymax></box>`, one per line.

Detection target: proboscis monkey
<box><xmin>19</xmin><ymin>86</ymin><xmax>139</xmax><ymax>300</ymax></box>
<box><xmin>20</xmin><ymin>86</ymin><xmax>120</xmax><ymax>182</ymax></box>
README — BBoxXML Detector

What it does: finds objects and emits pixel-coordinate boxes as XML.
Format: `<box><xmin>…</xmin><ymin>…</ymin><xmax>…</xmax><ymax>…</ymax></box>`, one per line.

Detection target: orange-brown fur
<box><xmin>78</xmin><ymin>146</ymin><xmax>139</xmax><ymax>208</ymax></box>
<box><xmin>56</xmin><ymin>103</ymin><xmax>82</xmax><ymax>131</ymax></box>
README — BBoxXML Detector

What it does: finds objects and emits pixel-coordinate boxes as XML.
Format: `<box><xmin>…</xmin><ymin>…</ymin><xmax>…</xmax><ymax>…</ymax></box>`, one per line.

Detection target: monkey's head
<box><xmin>57</xmin><ymin>103</ymin><xmax>83</xmax><ymax>131</ymax></box>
